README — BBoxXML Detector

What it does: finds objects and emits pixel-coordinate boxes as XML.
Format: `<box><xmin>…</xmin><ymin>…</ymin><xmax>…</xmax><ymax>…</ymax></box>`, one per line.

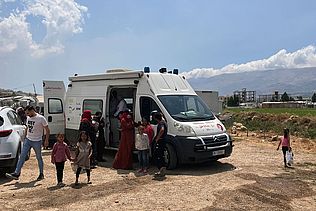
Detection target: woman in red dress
<box><xmin>112</xmin><ymin>110</ymin><xmax>135</xmax><ymax>169</ymax></box>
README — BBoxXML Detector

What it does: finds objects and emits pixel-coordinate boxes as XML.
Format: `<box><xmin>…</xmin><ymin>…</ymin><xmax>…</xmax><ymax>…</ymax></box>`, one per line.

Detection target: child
<box><xmin>135</xmin><ymin>125</ymin><xmax>150</xmax><ymax>173</ymax></box>
<box><xmin>75</xmin><ymin>131</ymin><xmax>92</xmax><ymax>185</ymax></box>
<box><xmin>51</xmin><ymin>133</ymin><xmax>72</xmax><ymax>187</ymax></box>
<box><xmin>286</xmin><ymin>147</ymin><xmax>294</xmax><ymax>166</ymax></box>
<box><xmin>277</xmin><ymin>128</ymin><xmax>291</xmax><ymax>167</ymax></box>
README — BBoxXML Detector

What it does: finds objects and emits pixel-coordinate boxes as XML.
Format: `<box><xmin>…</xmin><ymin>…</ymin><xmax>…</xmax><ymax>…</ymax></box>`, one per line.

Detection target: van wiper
<box><xmin>190</xmin><ymin>117</ymin><xmax>207</xmax><ymax>121</ymax></box>
<box><xmin>190</xmin><ymin>116</ymin><xmax>215</xmax><ymax>121</ymax></box>
<box><xmin>171</xmin><ymin>115</ymin><xmax>189</xmax><ymax>120</ymax></box>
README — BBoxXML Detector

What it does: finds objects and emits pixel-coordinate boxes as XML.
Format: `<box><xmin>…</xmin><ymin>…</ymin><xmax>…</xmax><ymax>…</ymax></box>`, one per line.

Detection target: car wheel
<box><xmin>164</xmin><ymin>143</ymin><xmax>178</xmax><ymax>170</ymax></box>
<box><xmin>8</xmin><ymin>146</ymin><xmax>21</xmax><ymax>173</ymax></box>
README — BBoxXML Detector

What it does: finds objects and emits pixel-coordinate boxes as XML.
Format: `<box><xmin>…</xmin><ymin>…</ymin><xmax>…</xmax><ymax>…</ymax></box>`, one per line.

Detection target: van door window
<box><xmin>140</xmin><ymin>97</ymin><xmax>160</xmax><ymax>120</ymax></box>
<box><xmin>48</xmin><ymin>98</ymin><xmax>63</xmax><ymax>114</ymax></box>
<box><xmin>83</xmin><ymin>99</ymin><xmax>103</xmax><ymax>114</ymax></box>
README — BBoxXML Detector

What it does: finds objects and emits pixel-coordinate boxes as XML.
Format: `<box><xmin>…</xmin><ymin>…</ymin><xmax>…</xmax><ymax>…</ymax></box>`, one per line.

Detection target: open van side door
<box><xmin>43</xmin><ymin>81</ymin><xmax>66</xmax><ymax>138</ymax></box>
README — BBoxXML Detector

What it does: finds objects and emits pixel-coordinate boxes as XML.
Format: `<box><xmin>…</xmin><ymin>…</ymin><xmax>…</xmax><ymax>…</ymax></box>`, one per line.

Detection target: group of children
<box><xmin>51</xmin><ymin>117</ymin><xmax>154</xmax><ymax>187</ymax></box>
<box><xmin>51</xmin><ymin>131</ymin><xmax>92</xmax><ymax>187</ymax></box>
<box><xmin>49</xmin><ymin>126</ymin><xmax>295</xmax><ymax>187</ymax></box>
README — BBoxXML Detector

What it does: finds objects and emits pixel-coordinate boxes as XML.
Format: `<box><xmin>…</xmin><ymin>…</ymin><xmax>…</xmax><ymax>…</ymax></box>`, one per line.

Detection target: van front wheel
<box><xmin>164</xmin><ymin>143</ymin><xmax>177</xmax><ymax>170</ymax></box>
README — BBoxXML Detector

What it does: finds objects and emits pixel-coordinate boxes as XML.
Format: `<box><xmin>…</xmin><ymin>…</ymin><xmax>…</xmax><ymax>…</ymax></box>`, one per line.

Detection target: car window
<box><xmin>12</xmin><ymin>111</ymin><xmax>22</xmax><ymax>125</ymax></box>
<box><xmin>0</xmin><ymin>116</ymin><xmax>4</xmax><ymax>127</ymax></box>
<box><xmin>7</xmin><ymin>111</ymin><xmax>17</xmax><ymax>125</ymax></box>
<box><xmin>7</xmin><ymin>110</ymin><xmax>22</xmax><ymax>125</ymax></box>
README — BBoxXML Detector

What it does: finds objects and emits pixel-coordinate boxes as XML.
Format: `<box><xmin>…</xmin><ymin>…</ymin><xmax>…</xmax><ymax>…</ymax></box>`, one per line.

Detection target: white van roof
<box><xmin>69</xmin><ymin>70</ymin><xmax>143</xmax><ymax>82</ymax></box>
<box><xmin>145</xmin><ymin>72</ymin><xmax>194</xmax><ymax>95</ymax></box>
<box><xmin>68</xmin><ymin>70</ymin><xmax>195</xmax><ymax>95</ymax></box>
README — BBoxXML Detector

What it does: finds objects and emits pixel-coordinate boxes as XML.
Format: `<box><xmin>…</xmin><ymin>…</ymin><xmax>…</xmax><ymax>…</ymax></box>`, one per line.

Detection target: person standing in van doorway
<box><xmin>109</xmin><ymin>90</ymin><xmax>128</xmax><ymax>147</ymax></box>
<box><xmin>153</xmin><ymin>112</ymin><xmax>168</xmax><ymax>177</ymax></box>
<box><xmin>6</xmin><ymin>105</ymin><xmax>50</xmax><ymax>181</ymax></box>
<box><xmin>93</xmin><ymin>111</ymin><xmax>106</xmax><ymax>162</ymax></box>
<box><xmin>79</xmin><ymin>110</ymin><xmax>97</xmax><ymax>168</ymax></box>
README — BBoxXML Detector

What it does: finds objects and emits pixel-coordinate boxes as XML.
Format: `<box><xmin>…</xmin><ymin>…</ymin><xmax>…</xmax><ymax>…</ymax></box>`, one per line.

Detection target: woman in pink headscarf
<box><xmin>112</xmin><ymin>110</ymin><xmax>135</xmax><ymax>170</ymax></box>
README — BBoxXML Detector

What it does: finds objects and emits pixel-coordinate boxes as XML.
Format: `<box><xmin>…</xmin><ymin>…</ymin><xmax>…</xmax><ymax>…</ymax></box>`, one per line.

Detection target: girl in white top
<box><xmin>135</xmin><ymin>126</ymin><xmax>150</xmax><ymax>173</ymax></box>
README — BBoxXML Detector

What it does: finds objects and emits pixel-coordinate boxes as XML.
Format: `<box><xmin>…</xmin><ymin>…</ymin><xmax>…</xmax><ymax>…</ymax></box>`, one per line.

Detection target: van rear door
<box><xmin>43</xmin><ymin>81</ymin><xmax>66</xmax><ymax>138</ymax></box>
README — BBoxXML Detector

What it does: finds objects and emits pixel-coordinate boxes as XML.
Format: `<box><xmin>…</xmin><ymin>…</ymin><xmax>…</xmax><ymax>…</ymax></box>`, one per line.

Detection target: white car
<box><xmin>0</xmin><ymin>106</ymin><xmax>26</xmax><ymax>172</ymax></box>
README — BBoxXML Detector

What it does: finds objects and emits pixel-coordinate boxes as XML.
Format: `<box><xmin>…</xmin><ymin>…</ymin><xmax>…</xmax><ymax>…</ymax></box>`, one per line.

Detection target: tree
<box><xmin>281</xmin><ymin>92</ymin><xmax>290</xmax><ymax>102</ymax></box>
<box><xmin>233</xmin><ymin>95</ymin><xmax>240</xmax><ymax>106</ymax></box>
<box><xmin>312</xmin><ymin>93</ymin><xmax>316</xmax><ymax>102</ymax></box>
<box><xmin>227</xmin><ymin>95</ymin><xmax>239</xmax><ymax>107</ymax></box>
<box><xmin>227</xmin><ymin>96</ymin><xmax>234</xmax><ymax>107</ymax></box>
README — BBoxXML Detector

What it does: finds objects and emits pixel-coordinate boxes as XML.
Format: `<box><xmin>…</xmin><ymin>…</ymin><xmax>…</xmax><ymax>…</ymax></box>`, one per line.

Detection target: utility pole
<box><xmin>33</xmin><ymin>83</ymin><xmax>37</xmax><ymax>97</ymax></box>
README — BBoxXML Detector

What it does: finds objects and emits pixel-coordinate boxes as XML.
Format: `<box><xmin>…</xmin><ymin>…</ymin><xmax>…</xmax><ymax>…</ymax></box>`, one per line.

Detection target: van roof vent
<box><xmin>106</xmin><ymin>69</ymin><xmax>131</xmax><ymax>73</ymax></box>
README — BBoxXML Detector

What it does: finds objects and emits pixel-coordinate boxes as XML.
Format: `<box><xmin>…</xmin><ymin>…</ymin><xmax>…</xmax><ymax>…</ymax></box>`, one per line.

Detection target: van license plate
<box><xmin>213</xmin><ymin>150</ymin><xmax>225</xmax><ymax>156</ymax></box>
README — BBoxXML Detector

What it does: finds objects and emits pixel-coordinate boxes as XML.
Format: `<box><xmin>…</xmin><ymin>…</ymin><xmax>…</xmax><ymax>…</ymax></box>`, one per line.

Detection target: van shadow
<box><xmin>168</xmin><ymin>161</ymin><xmax>236</xmax><ymax>176</ymax></box>
<box><xmin>98</xmin><ymin>150</ymin><xmax>235</xmax><ymax>177</ymax></box>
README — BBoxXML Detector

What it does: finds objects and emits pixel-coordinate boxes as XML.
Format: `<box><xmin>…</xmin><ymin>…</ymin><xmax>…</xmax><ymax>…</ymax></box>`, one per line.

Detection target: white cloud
<box><xmin>0</xmin><ymin>0</ymin><xmax>87</xmax><ymax>58</ymax></box>
<box><xmin>182</xmin><ymin>45</ymin><xmax>316</xmax><ymax>79</ymax></box>
<box><xmin>0</xmin><ymin>12</ymin><xmax>34</xmax><ymax>53</ymax></box>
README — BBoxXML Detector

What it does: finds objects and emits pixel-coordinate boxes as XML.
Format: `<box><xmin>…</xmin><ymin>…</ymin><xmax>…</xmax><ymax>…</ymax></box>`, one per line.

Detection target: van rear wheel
<box><xmin>164</xmin><ymin>143</ymin><xmax>177</xmax><ymax>170</ymax></box>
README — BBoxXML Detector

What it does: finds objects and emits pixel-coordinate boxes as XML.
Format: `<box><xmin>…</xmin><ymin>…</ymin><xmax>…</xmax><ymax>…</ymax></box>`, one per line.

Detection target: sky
<box><xmin>1</xmin><ymin>0</ymin><xmax>316</xmax><ymax>94</ymax></box>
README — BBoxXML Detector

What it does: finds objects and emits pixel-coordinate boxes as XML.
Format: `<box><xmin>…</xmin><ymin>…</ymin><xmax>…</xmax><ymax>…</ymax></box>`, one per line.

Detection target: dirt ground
<box><xmin>1</xmin><ymin>133</ymin><xmax>315</xmax><ymax>211</ymax></box>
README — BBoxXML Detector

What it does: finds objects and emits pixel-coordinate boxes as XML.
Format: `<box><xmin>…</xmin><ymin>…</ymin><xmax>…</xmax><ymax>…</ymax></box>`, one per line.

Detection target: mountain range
<box><xmin>189</xmin><ymin>67</ymin><xmax>316</xmax><ymax>96</ymax></box>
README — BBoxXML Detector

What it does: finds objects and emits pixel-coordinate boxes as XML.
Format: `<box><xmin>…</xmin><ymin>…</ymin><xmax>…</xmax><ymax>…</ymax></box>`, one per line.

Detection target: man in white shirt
<box><xmin>114</xmin><ymin>98</ymin><xmax>128</xmax><ymax>117</ymax></box>
<box><xmin>6</xmin><ymin>105</ymin><xmax>50</xmax><ymax>181</ymax></box>
<box><xmin>110</xmin><ymin>90</ymin><xmax>128</xmax><ymax>118</ymax></box>
<box><xmin>109</xmin><ymin>90</ymin><xmax>128</xmax><ymax>147</ymax></box>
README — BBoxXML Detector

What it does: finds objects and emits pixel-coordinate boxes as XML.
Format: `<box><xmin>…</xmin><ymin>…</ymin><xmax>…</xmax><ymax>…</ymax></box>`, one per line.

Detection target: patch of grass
<box><xmin>225</xmin><ymin>108</ymin><xmax>316</xmax><ymax>117</ymax></box>
<box><xmin>223</xmin><ymin>108</ymin><xmax>316</xmax><ymax>139</ymax></box>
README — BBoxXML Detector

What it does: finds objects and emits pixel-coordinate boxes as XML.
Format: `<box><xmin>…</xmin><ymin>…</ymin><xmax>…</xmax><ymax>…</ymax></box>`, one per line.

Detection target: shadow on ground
<box><xmin>201</xmin><ymin>168</ymin><xmax>316</xmax><ymax>210</ymax></box>
<box><xmin>2</xmin><ymin>180</ymin><xmax>42</xmax><ymax>190</ymax></box>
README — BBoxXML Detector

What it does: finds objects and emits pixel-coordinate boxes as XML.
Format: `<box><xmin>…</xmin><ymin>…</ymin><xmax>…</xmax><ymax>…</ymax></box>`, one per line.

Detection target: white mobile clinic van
<box><xmin>43</xmin><ymin>68</ymin><xmax>233</xmax><ymax>169</ymax></box>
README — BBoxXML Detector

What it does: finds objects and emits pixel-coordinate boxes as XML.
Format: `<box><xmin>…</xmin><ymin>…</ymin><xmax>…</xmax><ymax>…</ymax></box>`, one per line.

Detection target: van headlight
<box><xmin>174</xmin><ymin>122</ymin><xmax>196</xmax><ymax>136</ymax></box>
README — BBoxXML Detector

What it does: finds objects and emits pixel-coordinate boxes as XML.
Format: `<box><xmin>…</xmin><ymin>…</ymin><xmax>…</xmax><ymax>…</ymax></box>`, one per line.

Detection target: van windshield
<box><xmin>158</xmin><ymin>95</ymin><xmax>215</xmax><ymax>122</ymax></box>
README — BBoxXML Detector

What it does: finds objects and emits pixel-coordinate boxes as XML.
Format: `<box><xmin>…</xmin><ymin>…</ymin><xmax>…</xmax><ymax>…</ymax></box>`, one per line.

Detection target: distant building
<box><xmin>195</xmin><ymin>90</ymin><xmax>222</xmax><ymax>115</ymax></box>
<box><xmin>233</xmin><ymin>88</ymin><xmax>256</xmax><ymax>103</ymax></box>
<box><xmin>258</xmin><ymin>91</ymin><xmax>281</xmax><ymax>103</ymax></box>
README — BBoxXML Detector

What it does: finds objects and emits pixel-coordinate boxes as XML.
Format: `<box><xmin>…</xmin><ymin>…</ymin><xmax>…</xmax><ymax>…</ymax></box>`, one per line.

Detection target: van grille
<box><xmin>194</xmin><ymin>135</ymin><xmax>228</xmax><ymax>152</ymax></box>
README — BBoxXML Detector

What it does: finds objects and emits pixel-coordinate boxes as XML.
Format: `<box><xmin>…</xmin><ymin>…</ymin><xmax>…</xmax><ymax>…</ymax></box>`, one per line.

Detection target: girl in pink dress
<box><xmin>51</xmin><ymin>133</ymin><xmax>72</xmax><ymax>187</ymax></box>
<box><xmin>277</xmin><ymin>128</ymin><xmax>291</xmax><ymax>167</ymax></box>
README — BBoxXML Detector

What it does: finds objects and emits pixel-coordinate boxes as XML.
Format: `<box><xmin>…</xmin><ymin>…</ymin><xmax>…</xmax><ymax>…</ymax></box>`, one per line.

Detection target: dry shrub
<box><xmin>299</xmin><ymin>117</ymin><xmax>311</xmax><ymax>125</ymax></box>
